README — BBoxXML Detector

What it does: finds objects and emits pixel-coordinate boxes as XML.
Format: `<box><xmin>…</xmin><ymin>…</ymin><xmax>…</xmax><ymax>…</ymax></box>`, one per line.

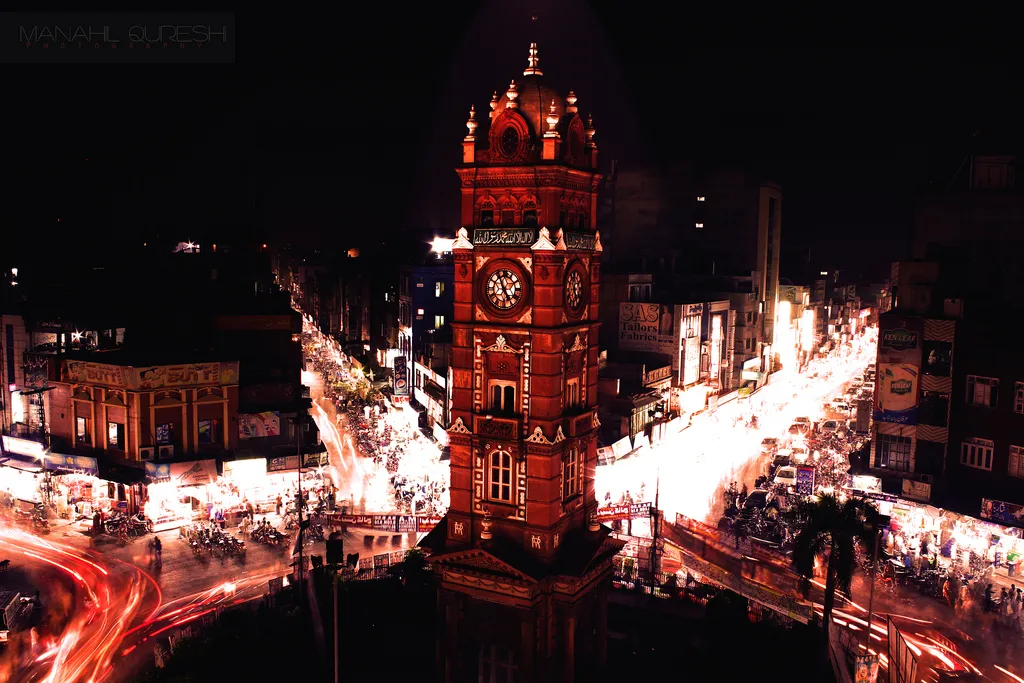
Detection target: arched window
<box><xmin>562</xmin><ymin>446</ymin><xmax>581</xmax><ymax>499</ymax></box>
<box><xmin>479</xmin><ymin>201</ymin><xmax>495</xmax><ymax>226</ymax></box>
<box><xmin>489</xmin><ymin>449</ymin><xmax>514</xmax><ymax>503</ymax></box>
<box><xmin>522</xmin><ymin>199</ymin><xmax>538</xmax><ymax>226</ymax></box>
<box><xmin>488</xmin><ymin>380</ymin><xmax>517</xmax><ymax>413</ymax></box>
<box><xmin>566</xmin><ymin>376</ymin><xmax>581</xmax><ymax>409</ymax></box>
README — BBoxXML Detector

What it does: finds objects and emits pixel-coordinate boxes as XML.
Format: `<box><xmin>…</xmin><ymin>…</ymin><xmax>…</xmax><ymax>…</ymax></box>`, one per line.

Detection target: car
<box><xmin>743</xmin><ymin>488</ymin><xmax>775</xmax><ymax>512</ymax></box>
<box><xmin>774</xmin><ymin>466</ymin><xmax>798</xmax><ymax>488</ymax></box>
<box><xmin>820</xmin><ymin>419</ymin><xmax>840</xmax><ymax>434</ymax></box>
<box><xmin>790</xmin><ymin>445</ymin><xmax>810</xmax><ymax>463</ymax></box>
<box><xmin>833</xmin><ymin>401</ymin><xmax>851</xmax><ymax>414</ymax></box>
<box><xmin>760</xmin><ymin>437</ymin><xmax>779</xmax><ymax>455</ymax></box>
<box><xmin>793</xmin><ymin>416</ymin><xmax>811</xmax><ymax>425</ymax></box>
<box><xmin>788</xmin><ymin>422</ymin><xmax>810</xmax><ymax>436</ymax></box>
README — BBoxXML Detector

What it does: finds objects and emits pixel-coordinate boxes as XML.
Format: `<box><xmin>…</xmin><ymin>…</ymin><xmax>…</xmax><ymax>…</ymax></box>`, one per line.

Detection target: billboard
<box><xmin>619</xmin><ymin>303</ymin><xmax>677</xmax><ymax>354</ymax></box>
<box><xmin>238</xmin><ymin>411</ymin><xmax>281</xmax><ymax>439</ymax></box>
<box><xmin>980</xmin><ymin>498</ymin><xmax>1024</xmax><ymax>526</ymax></box>
<box><xmin>169</xmin><ymin>460</ymin><xmax>218</xmax><ymax>487</ymax></box>
<box><xmin>874</xmin><ymin>316</ymin><xmax>922</xmax><ymax>425</ymax></box>
<box><xmin>393</xmin><ymin>355</ymin><xmax>409</xmax><ymax>396</ymax></box>
<box><xmin>683</xmin><ymin>335</ymin><xmax>701</xmax><ymax>385</ymax></box>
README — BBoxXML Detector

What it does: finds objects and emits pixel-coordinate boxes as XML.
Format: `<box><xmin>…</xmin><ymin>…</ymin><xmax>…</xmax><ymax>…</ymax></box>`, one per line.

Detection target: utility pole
<box><xmin>864</xmin><ymin>524</ymin><xmax>881</xmax><ymax>649</ymax></box>
<box><xmin>293</xmin><ymin>414</ymin><xmax>305</xmax><ymax>603</ymax></box>
<box><xmin>333</xmin><ymin>570</ymin><xmax>340</xmax><ymax>683</ymax></box>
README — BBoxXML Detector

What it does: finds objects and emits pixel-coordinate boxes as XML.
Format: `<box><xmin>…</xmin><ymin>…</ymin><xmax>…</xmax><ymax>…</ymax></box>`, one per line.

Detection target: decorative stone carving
<box><xmin>449</xmin><ymin>417</ymin><xmax>471</xmax><ymax>435</ymax></box>
<box><xmin>565</xmin><ymin>334</ymin><xmax>587</xmax><ymax>353</ymax></box>
<box><xmin>553</xmin><ymin>426</ymin><xmax>566</xmax><ymax>443</ymax></box>
<box><xmin>525</xmin><ymin>426</ymin><xmax>554</xmax><ymax>445</ymax></box>
<box><xmin>453</xmin><ymin>227</ymin><xmax>474</xmax><ymax>250</ymax></box>
<box><xmin>516</xmin><ymin>309</ymin><xmax>532</xmax><ymax>325</ymax></box>
<box><xmin>517</xmin><ymin>256</ymin><xmax>533</xmax><ymax>273</ymax></box>
<box><xmin>594</xmin><ymin>230</ymin><xmax>604</xmax><ymax>253</ymax></box>
<box><xmin>592</xmin><ymin>413</ymin><xmax>601</xmax><ymax>429</ymax></box>
<box><xmin>482</xmin><ymin>334</ymin><xmax>522</xmax><ymax>354</ymax></box>
<box><xmin>554</xmin><ymin>229</ymin><xmax>567</xmax><ymax>250</ymax></box>
<box><xmin>480</xmin><ymin>509</ymin><xmax>493</xmax><ymax>540</ymax></box>
<box><xmin>531</xmin><ymin>227</ymin><xmax>556</xmax><ymax>251</ymax></box>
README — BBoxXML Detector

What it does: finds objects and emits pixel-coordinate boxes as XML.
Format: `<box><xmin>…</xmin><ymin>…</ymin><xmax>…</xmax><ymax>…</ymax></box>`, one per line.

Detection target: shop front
<box><xmin>144</xmin><ymin>460</ymin><xmax>219</xmax><ymax>531</ymax></box>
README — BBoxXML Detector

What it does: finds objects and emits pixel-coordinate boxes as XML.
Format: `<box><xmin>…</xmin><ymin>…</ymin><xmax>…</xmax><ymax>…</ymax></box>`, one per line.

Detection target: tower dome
<box><xmin>463</xmin><ymin>43</ymin><xmax>595</xmax><ymax>169</ymax></box>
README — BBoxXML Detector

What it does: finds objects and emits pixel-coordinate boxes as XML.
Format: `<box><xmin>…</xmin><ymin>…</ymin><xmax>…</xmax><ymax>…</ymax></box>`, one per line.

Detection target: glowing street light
<box><xmin>429</xmin><ymin>236</ymin><xmax>455</xmax><ymax>254</ymax></box>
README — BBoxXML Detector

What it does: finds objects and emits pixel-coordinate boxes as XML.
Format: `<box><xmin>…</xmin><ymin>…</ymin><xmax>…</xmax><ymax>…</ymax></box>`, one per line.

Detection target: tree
<box><xmin>787</xmin><ymin>493</ymin><xmax>878</xmax><ymax>676</ymax></box>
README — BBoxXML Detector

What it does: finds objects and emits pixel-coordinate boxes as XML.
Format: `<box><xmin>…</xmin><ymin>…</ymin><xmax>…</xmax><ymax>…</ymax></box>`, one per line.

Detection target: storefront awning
<box><xmin>0</xmin><ymin>455</ymin><xmax>44</xmax><ymax>472</ymax></box>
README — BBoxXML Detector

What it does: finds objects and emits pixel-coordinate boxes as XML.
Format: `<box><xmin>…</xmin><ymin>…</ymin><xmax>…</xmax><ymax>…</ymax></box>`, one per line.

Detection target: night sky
<box><xmin>8</xmin><ymin>5</ymin><xmax>1021</xmax><ymax>284</ymax></box>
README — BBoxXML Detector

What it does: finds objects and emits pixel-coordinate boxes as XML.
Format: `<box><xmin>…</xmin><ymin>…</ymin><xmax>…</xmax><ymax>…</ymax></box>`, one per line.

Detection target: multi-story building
<box><xmin>607</xmin><ymin>163</ymin><xmax>782</xmax><ymax>357</ymax></box>
<box><xmin>411</xmin><ymin>260</ymin><xmax>454</xmax><ymax>359</ymax></box>
<box><xmin>419</xmin><ymin>43</ymin><xmax>622</xmax><ymax>683</ymax></box>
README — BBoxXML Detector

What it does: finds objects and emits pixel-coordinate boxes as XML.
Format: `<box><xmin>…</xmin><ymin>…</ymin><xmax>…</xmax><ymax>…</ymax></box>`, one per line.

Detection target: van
<box><xmin>0</xmin><ymin>591</ymin><xmax>28</xmax><ymax>644</ymax></box>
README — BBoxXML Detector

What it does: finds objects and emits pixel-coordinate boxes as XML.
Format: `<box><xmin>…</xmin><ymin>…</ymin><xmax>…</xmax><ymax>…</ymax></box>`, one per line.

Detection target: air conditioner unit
<box><xmin>157</xmin><ymin>445</ymin><xmax>175</xmax><ymax>459</ymax></box>
<box><xmin>139</xmin><ymin>446</ymin><xmax>155</xmax><ymax>461</ymax></box>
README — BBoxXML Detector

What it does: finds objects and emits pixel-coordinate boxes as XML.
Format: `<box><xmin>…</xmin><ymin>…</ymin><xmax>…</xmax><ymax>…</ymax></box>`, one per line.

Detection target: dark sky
<box><xmin>7</xmin><ymin>6</ymin><xmax>1022</xmax><ymax>284</ymax></box>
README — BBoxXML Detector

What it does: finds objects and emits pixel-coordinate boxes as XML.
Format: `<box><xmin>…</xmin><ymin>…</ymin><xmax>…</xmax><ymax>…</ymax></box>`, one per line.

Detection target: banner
<box><xmin>146</xmin><ymin>462</ymin><xmax>171</xmax><ymax>482</ymax></box>
<box><xmin>796</xmin><ymin>466</ymin><xmax>815</xmax><ymax>496</ymax></box>
<box><xmin>980</xmin><ymin>498</ymin><xmax>1024</xmax><ymax>526</ymax></box>
<box><xmin>238</xmin><ymin>411</ymin><xmax>281</xmax><ymax>439</ymax></box>
<box><xmin>393</xmin><ymin>356</ymin><xmax>409</xmax><ymax>396</ymax></box>
<box><xmin>619</xmin><ymin>303</ymin><xmax>678</xmax><ymax>354</ymax></box>
<box><xmin>169</xmin><ymin>460</ymin><xmax>218</xmax><ymax>487</ymax></box>
<box><xmin>596</xmin><ymin>502</ymin><xmax>651</xmax><ymax>522</ymax></box>
<box><xmin>683</xmin><ymin>335</ymin><xmax>701</xmax><ymax>385</ymax></box>
<box><xmin>44</xmin><ymin>453</ymin><xmax>99</xmax><ymax>476</ymax></box>
<box><xmin>874</xmin><ymin>316</ymin><xmax>922</xmax><ymax>425</ymax></box>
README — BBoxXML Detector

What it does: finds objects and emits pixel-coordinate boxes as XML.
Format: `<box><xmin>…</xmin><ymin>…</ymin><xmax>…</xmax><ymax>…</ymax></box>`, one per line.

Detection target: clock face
<box><xmin>566</xmin><ymin>270</ymin><xmax>584</xmax><ymax>310</ymax></box>
<box><xmin>500</xmin><ymin>127</ymin><xmax>520</xmax><ymax>157</ymax></box>
<box><xmin>486</xmin><ymin>268</ymin><xmax>523</xmax><ymax>311</ymax></box>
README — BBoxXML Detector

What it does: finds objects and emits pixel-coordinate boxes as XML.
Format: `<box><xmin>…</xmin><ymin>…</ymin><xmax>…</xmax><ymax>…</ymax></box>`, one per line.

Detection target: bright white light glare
<box><xmin>71</xmin><ymin>331</ymin><xmax>82</xmax><ymax>342</ymax></box>
<box><xmin>10</xmin><ymin>268</ymin><xmax>17</xmax><ymax>277</ymax></box>
<box><xmin>695</xmin><ymin>223</ymin><xmax>704</xmax><ymax>229</ymax></box>
<box><xmin>430</xmin><ymin>237</ymin><xmax>455</xmax><ymax>253</ymax></box>
<box><xmin>697</xmin><ymin>196</ymin><xmax>706</xmax><ymax>202</ymax></box>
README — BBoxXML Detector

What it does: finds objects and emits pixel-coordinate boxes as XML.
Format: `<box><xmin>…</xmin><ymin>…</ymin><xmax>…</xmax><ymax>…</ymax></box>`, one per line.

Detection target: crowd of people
<box><xmin>300</xmin><ymin>316</ymin><xmax>449</xmax><ymax>517</ymax></box>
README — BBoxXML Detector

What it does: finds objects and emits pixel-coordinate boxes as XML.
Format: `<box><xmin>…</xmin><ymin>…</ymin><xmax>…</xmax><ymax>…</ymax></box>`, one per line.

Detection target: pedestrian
<box><xmin>275</xmin><ymin>494</ymin><xmax>283</xmax><ymax>516</ymax></box>
<box><xmin>246</xmin><ymin>500</ymin><xmax>254</xmax><ymax>523</ymax></box>
<box><xmin>153</xmin><ymin>536</ymin><xmax>162</xmax><ymax>567</ymax></box>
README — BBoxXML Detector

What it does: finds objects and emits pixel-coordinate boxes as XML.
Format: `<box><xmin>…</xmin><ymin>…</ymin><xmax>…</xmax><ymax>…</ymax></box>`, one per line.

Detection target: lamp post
<box><xmin>291</xmin><ymin>415</ymin><xmax>305</xmax><ymax>603</ymax></box>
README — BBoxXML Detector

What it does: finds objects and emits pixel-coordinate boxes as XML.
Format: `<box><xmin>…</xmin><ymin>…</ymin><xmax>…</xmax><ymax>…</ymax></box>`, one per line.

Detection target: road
<box><xmin>597</xmin><ymin>333</ymin><xmax>878</xmax><ymax>524</ymax></box>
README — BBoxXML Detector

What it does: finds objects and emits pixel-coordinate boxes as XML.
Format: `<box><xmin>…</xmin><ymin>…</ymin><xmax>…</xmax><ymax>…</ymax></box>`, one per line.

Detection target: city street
<box><xmin>597</xmin><ymin>333</ymin><xmax>877</xmax><ymax>524</ymax></box>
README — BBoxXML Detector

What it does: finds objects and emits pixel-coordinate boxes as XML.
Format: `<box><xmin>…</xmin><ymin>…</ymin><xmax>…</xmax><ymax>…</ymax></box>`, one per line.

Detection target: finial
<box><xmin>465</xmin><ymin>105</ymin><xmax>478</xmax><ymax>140</ymax></box>
<box><xmin>523</xmin><ymin>42</ymin><xmax>543</xmax><ymax>76</ymax></box>
<box><xmin>489</xmin><ymin>91</ymin><xmax>499</xmax><ymax>120</ymax></box>
<box><xmin>480</xmin><ymin>509</ymin><xmax>493</xmax><ymax>541</ymax></box>
<box><xmin>546</xmin><ymin>99</ymin><xmax>559</xmax><ymax>132</ymax></box>
<box><xmin>585</xmin><ymin>114</ymin><xmax>596</xmax><ymax>144</ymax></box>
<box><xmin>505</xmin><ymin>80</ymin><xmax>519</xmax><ymax>108</ymax></box>
<box><xmin>565</xmin><ymin>90</ymin><xmax>578</xmax><ymax>114</ymax></box>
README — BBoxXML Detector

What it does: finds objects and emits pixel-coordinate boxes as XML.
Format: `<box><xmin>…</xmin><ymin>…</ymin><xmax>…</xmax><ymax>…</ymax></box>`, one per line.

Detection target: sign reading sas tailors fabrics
<box><xmin>393</xmin><ymin>356</ymin><xmax>409</xmax><ymax>396</ymax></box>
<box><xmin>874</xmin><ymin>363</ymin><xmax>919</xmax><ymax>425</ymax></box>
<box><xmin>169</xmin><ymin>460</ymin><xmax>218</xmax><ymax>486</ymax></box>
<box><xmin>619</xmin><ymin>303</ymin><xmax>677</xmax><ymax>354</ymax></box>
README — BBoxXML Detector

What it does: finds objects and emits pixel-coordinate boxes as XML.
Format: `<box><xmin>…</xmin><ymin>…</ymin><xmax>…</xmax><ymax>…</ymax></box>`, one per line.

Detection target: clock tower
<box><xmin>420</xmin><ymin>43</ymin><xmax>623</xmax><ymax>683</ymax></box>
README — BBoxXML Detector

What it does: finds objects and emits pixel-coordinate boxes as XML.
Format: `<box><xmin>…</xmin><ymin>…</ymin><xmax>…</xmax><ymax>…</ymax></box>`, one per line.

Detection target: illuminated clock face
<box><xmin>500</xmin><ymin>127</ymin><xmax>520</xmax><ymax>157</ymax></box>
<box><xmin>486</xmin><ymin>268</ymin><xmax>523</xmax><ymax>311</ymax></box>
<box><xmin>566</xmin><ymin>270</ymin><xmax>583</xmax><ymax>310</ymax></box>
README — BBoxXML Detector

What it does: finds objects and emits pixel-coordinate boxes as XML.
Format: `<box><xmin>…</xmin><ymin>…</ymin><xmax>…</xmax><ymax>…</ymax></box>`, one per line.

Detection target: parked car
<box><xmin>788</xmin><ymin>422</ymin><xmax>810</xmax><ymax>436</ymax></box>
<box><xmin>820</xmin><ymin>419</ymin><xmax>841</xmax><ymax>434</ymax></box>
<box><xmin>790</xmin><ymin>445</ymin><xmax>810</xmax><ymax>463</ymax></box>
<box><xmin>760</xmin><ymin>437</ymin><xmax>779</xmax><ymax>456</ymax></box>
<box><xmin>774</xmin><ymin>466</ymin><xmax>798</xmax><ymax>489</ymax></box>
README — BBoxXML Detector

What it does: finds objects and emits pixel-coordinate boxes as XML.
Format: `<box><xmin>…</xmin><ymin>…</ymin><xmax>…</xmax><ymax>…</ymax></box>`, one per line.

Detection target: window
<box><xmin>434</xmin><ymin>314</ymin><xmax>445</xmax><ymax>329</ymax></box>
<box><xmin>745</xmin><ymin>311</ymin><xmax>753</xmax><ymax>323</ymax></box>
<box><xmin>479</xmin><ymin>644</ymin><xmax>516</xmax><ymax>683</ymax></box>
<box><xmin>501</xmin><ymin>209</ymin><xmax>514</xmax><ymax>225</ymax></box>
<box><xmin>488</xmin><ymin>450</ymin><xmax>513</xmax><ymax>503</ymax></box>
<box><xmin>522</xmin><ymin>209</ymin><xmax>538</xmax><ymax>226</ymax></box>
<box><xmin>107</xmin><ymin>421</ymin><xmax>125</xmax><ymax>450</ymax></box>
<box><xmin>566</xmin><ymin>376</ymin><xmax>581</xmax><ymax>409</ymax></box>
<box><xmin>695</xmin><ymin>223</ymin><xmax>704</xmax><ymax>229</ymax></box>
<box><xmin>417</xmin><ymin>308</ymin><xmax>425</xmax><ymax>316</ymax></box>
<box><xmin>744</xmin><ymin>338</ymin><xmax>753</xmax><ymax>351</ymax></box>
<box><xmin>1010</xmin><ymin>445</ymin><xmax>1024</xmax><ymax>478</ymax></box>
<box><xmin>1015</xmin><ymin>382</ymin><xmax>1024</xmax><ymax>414</ymax></box>
<box><xmin>488</xmin><ymin>380</ymin><xmax>517</xmax><ymax>413</ymax></box>
<box><xmin>480</xmin><ymin>210</ymin><xmax>494</xmax><ymax>226</ymax></box>
<box><xmin>919</xmin><ymin>391</ymin><xmax>949</xmax><ymax>428</ymax></box>
<box><xmin>156</xmin><ymin>423</ymin><xmax>173</xmax><ymax>445</ymax></box>
<box><xmin>628</xmin><ymin>284</ymin><xmax>651</xmax><ymax>302</ymax></box>
<box><xmin>563</xmin><ymin>447</ymin><xmax>580</xmax><ymax>499</ymax></box>
<box><xmin>435</xmin><ymin>281</ymin><xmax>445</xmax><ymax>298</ymax></box>
<box><xmin>960</xmin><ymin>438</ymin><xmax>994</xmax><ymax>471</ymax></box>
<box><xmin>966</xmin><ymin>375</ymin><xmax>999</xmax><ymax>408</ymax></box>
<box><xmin>198</xmin><ymin>419</ymin><xmax>218</xmax><ymax>446</ymax></box>
<box><xmin>877</xmin><ymin>433</ymin><xmax>912</xmax><ymax>472</ymax></box>
<box><xmin>76</xmin><ymin>416</ymin><xmax>90</xmax><ymax>444</ymax></box>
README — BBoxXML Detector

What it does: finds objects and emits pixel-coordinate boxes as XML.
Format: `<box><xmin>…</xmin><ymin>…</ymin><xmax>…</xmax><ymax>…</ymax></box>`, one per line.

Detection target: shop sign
<box><xmin>1</xmin><ymin>435</ymin><xmax>46</xmax><ymax>458</ymax></box>
<box><xmin>417</xmin><ymin>516</ymin><xmax>441</xmax><ymax>532</ymax></box>
<box><xmin>44</xmin><ymin>453</ymin><xmax>99</xmax><ymax>476</ymax></box>
<box><xmin>901</xmin><ymin>478</ymin><xmax>932</xmax><ymax>502</ymax></box>
<box><xmin>643</xmin><ymin>365</ymin><xmax>672</xmax><ymax>386</ymax></box>
<box><xmin>595</xmin><ymin>502</ymin><xmax>651</xmax><ymax>522</ymax></box>
<box><xmin>373</xmin><ymin>515</ymin><xmax>398</xmax><ymax>531</ymax></box>
<box><xmin>146</xmin><ymin>462</ymin><xmax>171</xmax><ymax>482</ymax></box>
<box><xmin>562</xmin><ymin>231</ymin><xmax>597</xmax><ymax>251</ymax></box>
<box><xmin>267</xmin><ymin>456</ymin><xmax>300</xmax><ymax>472</ymax></box>
<box><xmin>238</xmin><ymin>411</ymin><xmax>281</xmax><ymax>439</ymax></box>
<box><xmin>223</xmin><ymin>458</ymin><xmax>267</xmax><ymax>478</ymax></box>
<box><xmin>619</xmin><ymin>303</ymin><xmax>677</xmax><ymax>354</ymax></box>
<box><xmin>741</xmin><ymin>371</ymin><xmax>762</xmax><ymax>382</ymax></box>
<box><xmin>796</xmin><ymin>466</ymin><xmax>815</xmax><ymax>496</ymax></box>
<box><xmin>738</xmin><ymin>387</ymin><xmax>753</xmax><ymax>398</ymax></box>
<box><xmin>397</xmin><ymin>515</ymin><xmax>418</xmax><ymax>533</ymax></box>
<box><xmin>169</xmin><ymin>460</ymin><xmax>218</xmax><ymax>487</ymax></box>
<box><xmin>980</xmin><ymin>498</ymin><xmax>1024</xmax><ymax>526</ymax></box>
<box><xmin>393</xmin><ymin>355</ymin><xmax>409</xmax><ymax>396</ymax></box>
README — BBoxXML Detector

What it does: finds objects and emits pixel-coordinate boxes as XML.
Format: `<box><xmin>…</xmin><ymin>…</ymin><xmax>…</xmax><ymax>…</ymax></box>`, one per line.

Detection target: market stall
<box><xmin>144</xmin><ymin>460</ymin><xmax>218</xmax><ymax>531</ymax></box>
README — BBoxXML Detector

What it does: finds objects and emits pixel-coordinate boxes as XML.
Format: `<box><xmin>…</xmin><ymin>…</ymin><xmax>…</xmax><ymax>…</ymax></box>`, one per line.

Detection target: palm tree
<box><xmin>788</xmin><ymin>493</ymin><xmax>878</xmax><ymax>672</ymax></box>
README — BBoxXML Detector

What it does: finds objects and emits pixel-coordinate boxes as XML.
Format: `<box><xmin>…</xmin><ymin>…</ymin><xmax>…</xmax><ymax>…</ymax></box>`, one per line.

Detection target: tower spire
<box><xmin>523</xmin><ymin>42</ymin><xmax>543</xmax><ymax>76</ymax></box>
